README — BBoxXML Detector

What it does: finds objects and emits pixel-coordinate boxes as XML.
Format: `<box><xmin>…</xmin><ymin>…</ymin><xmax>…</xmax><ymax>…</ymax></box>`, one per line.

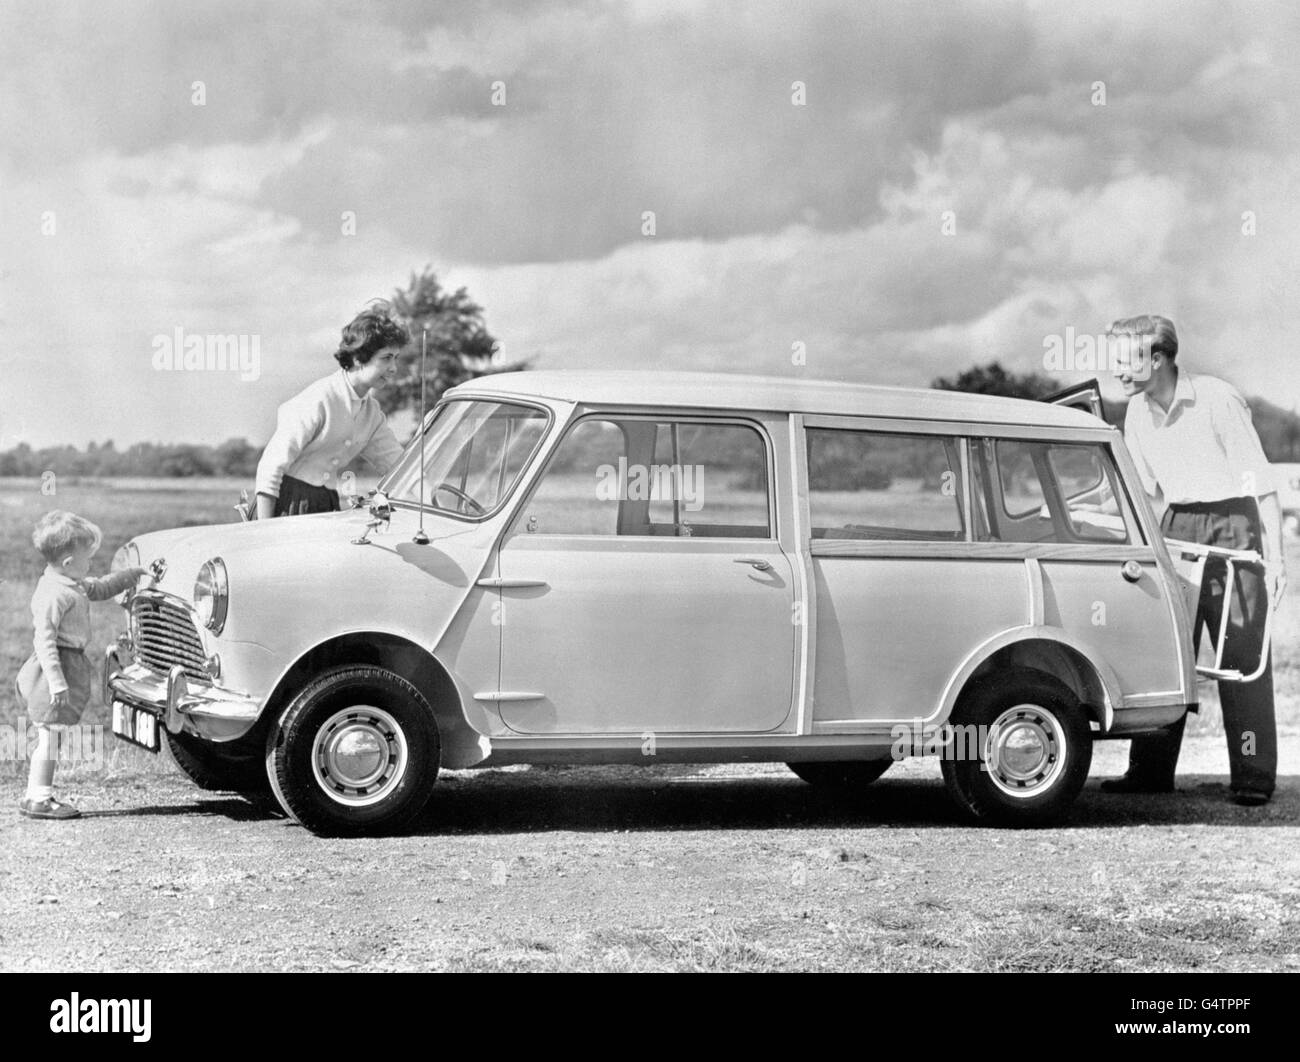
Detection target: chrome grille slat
<box><xmin>131</xmin><ymin>594</ymin><xmax>209</xmax><ymax>682</ymax></box>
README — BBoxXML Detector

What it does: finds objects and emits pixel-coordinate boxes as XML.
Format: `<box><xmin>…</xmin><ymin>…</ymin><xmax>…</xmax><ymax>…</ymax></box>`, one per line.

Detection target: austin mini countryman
<box><xmin>105</xmin><ymin>371</ymin><xmax>1242</xmax><ymax>835</ymax></box>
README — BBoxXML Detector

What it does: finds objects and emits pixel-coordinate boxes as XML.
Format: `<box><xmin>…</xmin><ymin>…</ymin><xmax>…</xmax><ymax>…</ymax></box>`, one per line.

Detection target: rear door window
<box><xmin>807</xmin><ymin>428</ymin><xmax>964</xmax><ymax>540</ymax></box>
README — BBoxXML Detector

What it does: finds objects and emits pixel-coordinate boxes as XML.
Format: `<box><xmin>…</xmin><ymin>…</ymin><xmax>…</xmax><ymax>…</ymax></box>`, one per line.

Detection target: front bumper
<box><xmin>104</xmin><ymin>640</ymin><xmax>262</xmax><ymax>742</ymax></box>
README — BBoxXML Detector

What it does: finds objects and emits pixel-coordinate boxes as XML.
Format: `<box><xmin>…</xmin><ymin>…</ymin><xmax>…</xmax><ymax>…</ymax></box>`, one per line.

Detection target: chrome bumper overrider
<box><xmin>104</xmin><ymin>640</ymin><xmax>261</xmax><ymax>733</ymax></box>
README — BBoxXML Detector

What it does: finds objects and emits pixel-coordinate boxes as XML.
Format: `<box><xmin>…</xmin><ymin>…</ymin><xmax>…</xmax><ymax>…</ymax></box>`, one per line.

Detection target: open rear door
<box><xmin>1043</xmin><ymin>378</ymin><xmax>1107</xmax><ymax>421</ymax></box>
<box><xmin>1163</xmin><ymin>539</ymin><xmax>1272</xmax><ymax>683</ymax></box>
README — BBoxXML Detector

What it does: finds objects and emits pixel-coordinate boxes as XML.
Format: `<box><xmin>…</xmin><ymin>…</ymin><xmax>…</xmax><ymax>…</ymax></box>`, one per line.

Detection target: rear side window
<box><xmin>971</xmin><ymin>439</ymin><xmax>1132</xmax><ymax>544</ymax></box>
<box><xmin>807</xmin><ymin>428</ymin><xmax>964</xmax><ymax>540</ymax></box>
<box><xmin>518</xmin><ymin>416</ymin><xmax>771</xmax><ymax>537</ymax></box>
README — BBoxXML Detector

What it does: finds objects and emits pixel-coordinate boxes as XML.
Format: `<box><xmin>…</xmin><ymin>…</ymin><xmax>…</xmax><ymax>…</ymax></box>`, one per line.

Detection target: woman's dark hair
<box><xmin>334</xmin><ymin>301</ymin><xmax>410</xmax><ymax>369</ymax></box>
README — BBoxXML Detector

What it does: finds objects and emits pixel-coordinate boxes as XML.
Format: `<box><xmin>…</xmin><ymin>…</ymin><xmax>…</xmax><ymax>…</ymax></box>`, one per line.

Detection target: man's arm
<box><xmin>1212</xmin><ymin>381</ymin><xmax>1286</xmax><ymax>606</ymax></box>
<box><xmin>1258</xmin><ymin>491</ymin><xmax>1287</xmax><ymax>608</ymax></box>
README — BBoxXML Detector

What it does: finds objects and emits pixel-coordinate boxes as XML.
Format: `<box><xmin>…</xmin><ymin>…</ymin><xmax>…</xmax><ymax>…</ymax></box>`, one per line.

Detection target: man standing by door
<box><xmin>1101</xmin><ymin>315</ymin><xmax>1285</xmax><ymax>805</ymax></box>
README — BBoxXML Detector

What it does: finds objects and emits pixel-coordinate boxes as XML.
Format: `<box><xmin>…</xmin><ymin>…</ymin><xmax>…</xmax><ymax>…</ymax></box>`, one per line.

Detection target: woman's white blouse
<box><xmin>256</xmin><ymin>369</ymin><xmax>404</xmax><ymax>498</ymax></box>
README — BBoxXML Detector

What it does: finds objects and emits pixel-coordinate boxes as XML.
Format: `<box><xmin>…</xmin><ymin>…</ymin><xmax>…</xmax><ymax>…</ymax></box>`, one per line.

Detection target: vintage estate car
<box><xmin>105</xmin><ymin>370</ymin><xmax>1222</xmax><ymax>836</ymax></box>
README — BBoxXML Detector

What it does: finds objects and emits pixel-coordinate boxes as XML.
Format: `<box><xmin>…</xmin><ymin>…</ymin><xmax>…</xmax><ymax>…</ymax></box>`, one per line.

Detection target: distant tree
<box><xmin>158</xmin><ymin>445</ymin><xmax>215</xmax><ymax>478</ymax></box>
<box><xmin>379</xmin><ymin>266</ymin><xmax>530</xmax><ymax>417</ymax></box>
<box><xmin>1247</xmin><ymin>397</ymin><xmax>1300</xmax><ymax>462</ymax></box>
<box><xmin>213</xmin><ymin>437</ymin><xmax>259</xmax><ymax>477</ymax></box>
<box><xmin>0</xmin><ymin>442</ymin><xmax>31</xmax><ymax>476</ymax></box>
<box><xmin>931</xmin><ymin>361</ymin><xmax>1059</xmax><ymax>400</ymax></box>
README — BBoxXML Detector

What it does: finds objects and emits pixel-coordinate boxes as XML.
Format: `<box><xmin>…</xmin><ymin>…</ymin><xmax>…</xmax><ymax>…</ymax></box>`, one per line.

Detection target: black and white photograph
<box><xmin>1</xmin><ymin>0</ymin><xmax>1296</xmax><ymax>1016</ymax></box>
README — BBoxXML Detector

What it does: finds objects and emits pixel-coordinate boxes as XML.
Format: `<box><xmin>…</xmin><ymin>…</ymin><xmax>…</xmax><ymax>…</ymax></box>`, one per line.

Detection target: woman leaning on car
<box><xmin>254</xmin><ymin>303</ymin><xmax>410</xmax><ymax>518</ymax></box>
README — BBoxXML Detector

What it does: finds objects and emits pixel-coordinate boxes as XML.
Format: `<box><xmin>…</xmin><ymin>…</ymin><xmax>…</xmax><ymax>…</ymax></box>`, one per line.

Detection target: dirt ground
<box><xmin>2</xmin><ymin>734</ymin><xmax>1297</xmax><ymax>973</ymax></box>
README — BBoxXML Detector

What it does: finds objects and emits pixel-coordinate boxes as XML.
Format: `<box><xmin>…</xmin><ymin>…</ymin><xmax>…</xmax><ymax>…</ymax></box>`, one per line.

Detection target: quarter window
<box><xmin>971</xmin><ymin>440</ymin><xmax>1131</xmax><ymax>544</ymax></box>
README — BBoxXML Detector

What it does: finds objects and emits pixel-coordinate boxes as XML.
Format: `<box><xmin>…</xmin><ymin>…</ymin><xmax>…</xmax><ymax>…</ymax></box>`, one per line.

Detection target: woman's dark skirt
<box><xmin>274</xmin><ymin>474</ymin><xmax>340</xmax><ymax>517</ymax></box>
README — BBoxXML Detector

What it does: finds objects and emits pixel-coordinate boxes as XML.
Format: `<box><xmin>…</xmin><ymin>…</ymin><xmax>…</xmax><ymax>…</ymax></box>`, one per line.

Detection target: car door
<box><xmin>1044</xmin><ymin>378</ymin><xmax>1107</xmax><ymax>421</ymax></box>
<box><xmin>1041</xmin><ymin>383</ymin><xmax>1203</xmax><ymax>625</ymax></box>
<box><xmin>493</xmin><ymin>412</ymin><xmax>796</xmax><ymax>735</ymax></box>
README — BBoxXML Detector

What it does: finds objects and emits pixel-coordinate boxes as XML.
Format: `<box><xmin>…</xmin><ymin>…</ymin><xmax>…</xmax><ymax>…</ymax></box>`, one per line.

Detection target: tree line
<box><xmin>0</xmin><ymin>438</ymin><xmax>261</xmax><ymax>478</ymax></box>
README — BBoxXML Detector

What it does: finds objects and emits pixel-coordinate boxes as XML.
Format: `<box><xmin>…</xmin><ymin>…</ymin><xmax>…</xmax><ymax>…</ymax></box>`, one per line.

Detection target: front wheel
<box><xmin>940</xmin><ymin>668</ymin><xmax>1092</xmax><ymax>826</ymax></box>
<box><xmin>266</xmin><ymin>665</ymin><xmax>440</xmax><ymax>837</ymax></box>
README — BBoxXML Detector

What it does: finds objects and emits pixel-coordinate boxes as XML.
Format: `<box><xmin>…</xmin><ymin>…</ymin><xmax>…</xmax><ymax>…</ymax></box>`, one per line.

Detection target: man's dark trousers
<box><xmin>1126</xmin><ymin>496</ymin><xmax>1277</xmax><ymax>796</ymax></box>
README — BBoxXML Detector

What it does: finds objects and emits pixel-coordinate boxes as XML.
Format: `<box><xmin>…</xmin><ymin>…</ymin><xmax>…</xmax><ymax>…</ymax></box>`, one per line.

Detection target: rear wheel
<box><xmin>787</xmin><ymin>759</ymin><xmax>893</xmax><ymax>788</ymax></box>
<box><xmin>266</xmin><ymin>665</ymin><xmax>440</xmax><ymax>837</ymax></box>
<box><xmin>940</xmin><ymin>667</ymin><xmax>1091</xmax><ymax>826</ymax></box>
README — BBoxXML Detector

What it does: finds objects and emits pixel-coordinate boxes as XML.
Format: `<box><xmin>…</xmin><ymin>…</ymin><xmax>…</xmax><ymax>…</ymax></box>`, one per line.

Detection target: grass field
<box><xmin>2</xmin><ymin>475</ymin><xmax>1298</xmax><ymax>780</ymax></box>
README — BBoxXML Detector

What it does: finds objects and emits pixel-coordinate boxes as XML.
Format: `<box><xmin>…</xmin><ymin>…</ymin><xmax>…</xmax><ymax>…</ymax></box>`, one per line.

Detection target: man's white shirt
<box><xmin>1124</xmin><ymin>371</ymin><xmax>1274</xmax><ymax>506</ymax></box>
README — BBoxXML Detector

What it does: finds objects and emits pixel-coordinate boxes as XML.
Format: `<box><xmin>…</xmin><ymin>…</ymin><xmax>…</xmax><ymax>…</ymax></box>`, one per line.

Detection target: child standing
<box><xmin>16</xmin><ymin>511</ymin><xmax>145</xmax><ymax>820</ymax></box>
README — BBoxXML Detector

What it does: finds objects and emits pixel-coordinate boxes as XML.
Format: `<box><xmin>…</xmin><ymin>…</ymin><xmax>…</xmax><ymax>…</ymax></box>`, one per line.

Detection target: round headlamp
<box><xmin>194</xmin><ymin>558</ymin><xmax>229</xmax><ymax>635</ymax></box>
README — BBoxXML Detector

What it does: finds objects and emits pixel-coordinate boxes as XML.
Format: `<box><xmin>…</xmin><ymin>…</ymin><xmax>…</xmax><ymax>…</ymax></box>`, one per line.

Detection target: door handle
<box><xmin>1120</xmin><ymin>560</ymin><xmax>1143</xmax><ymax>583</ymax></box>
<box><xmin>735</xmin><ymin>558</ymin><xmax>772</xmax><ymax>572</ymax></box>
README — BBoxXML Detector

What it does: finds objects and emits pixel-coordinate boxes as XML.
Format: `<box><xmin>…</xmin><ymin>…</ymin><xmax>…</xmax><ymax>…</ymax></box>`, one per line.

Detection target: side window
<box><xmin>518</xmin><ymin>419</ymin><xmax>627</xmax><ymax>535</ymax></box>
<box><xmin>646</xmin><ymin>422</ymin><xmax>770</xmax><ymax>536</ymax></box>
<box><xmin>518</xmin><ymin>417</ymin><xmax>771</xmax><ymax>537</ymax></box>
<box><xmin>995</xmin><ymin>440</ymin><xmax>1047</xmax><ymax>518</ymax></box>
<box><xmin>972</xmin><ymin>439</ymin><xmax>1131</xmax><ymax>544</ymax></box>
<box><xmin>807</xmin><ymin>428</ymin><xmax>964</xmax><ymax>540</ymax></box>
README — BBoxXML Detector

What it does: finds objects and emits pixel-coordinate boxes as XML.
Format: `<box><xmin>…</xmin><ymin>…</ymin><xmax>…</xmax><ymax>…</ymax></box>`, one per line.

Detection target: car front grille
<box><xmin>131</xmin><ymin>593</ymin><xmax>210</xmax><ymax>683</ymax></box>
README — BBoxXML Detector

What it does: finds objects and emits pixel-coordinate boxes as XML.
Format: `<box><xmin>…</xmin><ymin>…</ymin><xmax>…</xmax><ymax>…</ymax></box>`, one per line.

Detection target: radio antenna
<box><xmin>412</xmin><ymin>326</ymin><xmax>430</xmax><ymax>545</ymax></box>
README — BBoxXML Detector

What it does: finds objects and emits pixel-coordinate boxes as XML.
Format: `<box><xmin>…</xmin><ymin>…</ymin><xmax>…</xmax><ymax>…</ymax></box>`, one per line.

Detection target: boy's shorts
<box><xmin>16</xmin><ymin>648</ymin><xmax>92</xmax><ymax>725</ymax></box>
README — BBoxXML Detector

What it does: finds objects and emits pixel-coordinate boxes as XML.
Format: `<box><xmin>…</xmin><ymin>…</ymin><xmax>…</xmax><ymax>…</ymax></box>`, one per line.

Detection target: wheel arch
<box><xmin>938</xmin><ymin>627</ymin><xmax>1121</xmax><ymax>733</ymax></box>
<box><xmin>261</xmin><ymin>632</ymin><xmax>485</xmax><ymax>767</ymax></box>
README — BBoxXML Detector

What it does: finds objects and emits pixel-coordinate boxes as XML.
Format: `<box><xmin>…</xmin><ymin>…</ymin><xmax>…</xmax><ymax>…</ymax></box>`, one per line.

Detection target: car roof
<box><xmin>450</xmin><ymin>370</ymin><xmax>1110</xmax><ymax>430</ymax></box>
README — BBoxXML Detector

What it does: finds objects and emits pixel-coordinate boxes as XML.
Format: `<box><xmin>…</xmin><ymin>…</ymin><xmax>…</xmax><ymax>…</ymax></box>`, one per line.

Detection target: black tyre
<box><xmin>165</xmin><ymin>729</ymin><xmax>270</xmax><ymax>794</ymax></box>
<box><xmin>787</xmin><ymin>759</ymin><xmax>893</xmax><ymax>788</ymax></box>
<box><xmin>940</xmin><ymin>667</ymin><xmax>1092</xmax><ymax>826</ymax></box>
<box><xmin>265</xmin><ymin>665</ymin><xmax>440</xmax><ymax>837</ymax></box>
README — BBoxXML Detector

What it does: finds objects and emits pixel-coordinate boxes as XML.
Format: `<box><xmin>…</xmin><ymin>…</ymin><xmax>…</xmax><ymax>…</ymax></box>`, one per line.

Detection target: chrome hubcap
<box><xmin>311</xmin><ymin>705</ymin><xmax>408</xmax><ymax>807</ymax></box>
<box><xmin>986</xmin><ymin>704</ymin><xmax>1065</xmax><ymax>798</ymax></box>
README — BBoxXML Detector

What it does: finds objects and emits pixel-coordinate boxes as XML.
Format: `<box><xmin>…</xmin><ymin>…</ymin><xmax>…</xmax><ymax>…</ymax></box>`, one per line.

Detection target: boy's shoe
<box><xmin>18</xmin><ymin>797</ymin><xmax>81</xmax><ymax>820</ymax></box>
<box><xmin>1231</xmin><ymin>789</ymin><xmax>1271</xmax><ymax>807</ymax></box>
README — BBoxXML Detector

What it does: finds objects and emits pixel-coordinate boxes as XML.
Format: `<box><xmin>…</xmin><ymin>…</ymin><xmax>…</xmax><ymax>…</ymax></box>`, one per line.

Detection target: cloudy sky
<box><xmin>2</xmin><ymin>0</ymin><xmax>1297</xmax><ymax>448</ymax></box>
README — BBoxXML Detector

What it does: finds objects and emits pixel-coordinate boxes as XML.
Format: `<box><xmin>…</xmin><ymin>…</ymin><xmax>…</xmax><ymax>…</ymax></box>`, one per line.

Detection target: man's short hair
<box><xmin>32</xmin><ymin>510</ymin><xmax>102</xmax><ymax>564</ymax></box>
<box><xmin>1106</xmin><ymin>314</ymin><xmax>1179</xmax><ymax>360</ymax></box>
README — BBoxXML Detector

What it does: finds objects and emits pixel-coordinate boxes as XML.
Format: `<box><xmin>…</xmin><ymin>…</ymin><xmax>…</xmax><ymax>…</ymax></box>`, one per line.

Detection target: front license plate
<box><xmin>111</xmin><ymin>700</ymin><xmax>161</xmax><ymax>753</ymax></box>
